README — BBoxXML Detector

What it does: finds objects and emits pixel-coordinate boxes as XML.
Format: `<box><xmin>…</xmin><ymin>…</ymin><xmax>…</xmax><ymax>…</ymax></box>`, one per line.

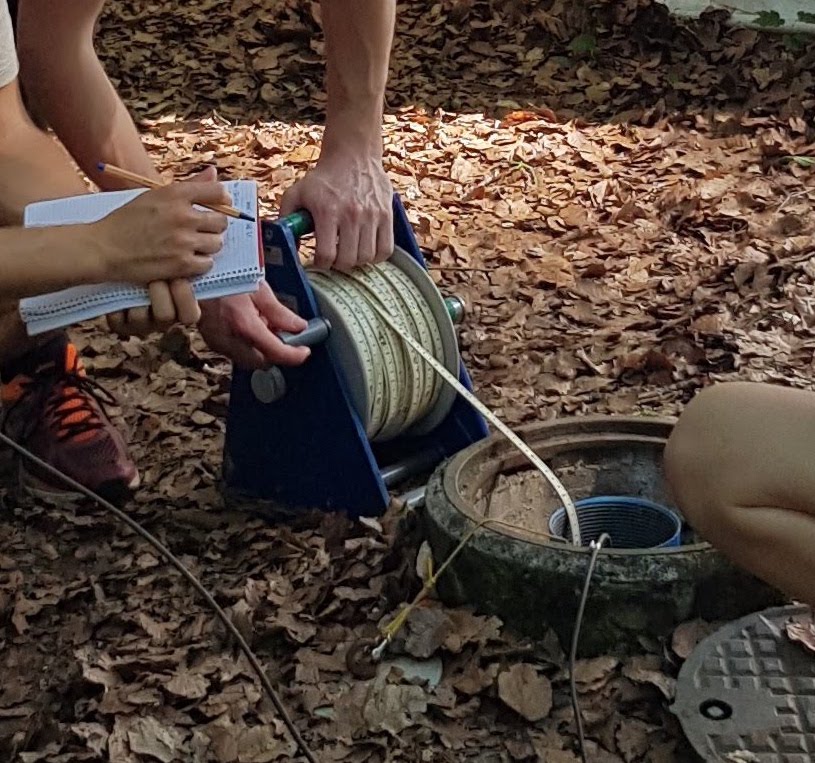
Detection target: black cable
<box><xmin>569</xmin><ymin>533</ymin><xmax>610</xmax><ymax>763</ymax></box>
<box><xmin>0</xmin><ymin>430</ymin><xmax>318</xmax><ymax>763</ymax></box>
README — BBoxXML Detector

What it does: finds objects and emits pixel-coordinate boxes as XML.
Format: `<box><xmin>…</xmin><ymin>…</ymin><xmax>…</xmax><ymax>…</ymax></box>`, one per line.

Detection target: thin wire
<box><xmin>0</xmin><ymin>430</ymin><xmax>318</xmax><ymax>763</ymax></box>
<box><xmin>379</xmin><ymin>512</ymin><xmax>569</xmax><ymax>645</ymax></box>
<box><xmin>570</xmin><ymin>533</ymin><xmax>610</xmax><ymax>763</ymax></box>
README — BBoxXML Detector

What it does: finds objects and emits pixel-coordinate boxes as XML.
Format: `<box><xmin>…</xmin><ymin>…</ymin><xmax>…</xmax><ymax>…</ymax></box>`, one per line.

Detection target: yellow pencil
<box><xmin>97</xmin><ymin>162</ymin><xmax>255</xmax><ymax>222</ymax></box>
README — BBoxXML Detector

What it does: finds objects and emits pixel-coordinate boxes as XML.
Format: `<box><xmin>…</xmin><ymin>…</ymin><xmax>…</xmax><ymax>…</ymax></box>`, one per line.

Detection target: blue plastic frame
<box><xmin>223</xmin><ymin>195</ymin><xmax>488</xmax><ymax>518</ymax></box>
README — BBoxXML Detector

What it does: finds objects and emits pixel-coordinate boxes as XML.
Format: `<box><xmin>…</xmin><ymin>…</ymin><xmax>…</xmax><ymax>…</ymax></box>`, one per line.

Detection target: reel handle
<box><xmin>251</xmin><ymin>318</ymin><xmax>332</xmax><ymax>405</ymax></box>
<box><xmin>277</xmin><ymin>317</ymin><xmax>331</xmax><ymax>348</ymax></box>
<box><xmin>277</xmin><ymin>209</ymin><xmax>466</xmax><ymax>326</ymax></box>
<box><xmin>280</xmin><ymin>209</ymin><xmax>315</xmax><ymax>239</ymax></box>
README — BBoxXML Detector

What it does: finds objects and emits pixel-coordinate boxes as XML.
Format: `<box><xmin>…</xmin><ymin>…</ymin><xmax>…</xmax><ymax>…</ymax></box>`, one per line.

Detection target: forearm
<box><xmin>0</xmin><ymin>225</ymin><xmax>104</xmax><ymax>300</ymax></box>
<box><xmin>16</xmin><ymin>0</ymin><xmax>159</xmax><ymax>190</ymax></box>
<box><xmin>320</xmin><ymin>0</ymin><xmax>395</xmax><ymax>157</ymax></box>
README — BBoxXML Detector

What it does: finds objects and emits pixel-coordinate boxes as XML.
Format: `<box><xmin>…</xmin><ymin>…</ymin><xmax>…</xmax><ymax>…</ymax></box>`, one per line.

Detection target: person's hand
<box><xmin>198</xmin><ymin>281</ymin><xmax>311</xmax><ymax>369</ymax></box>
<box><xmin>107</xmin><ymin>280</ymin><xmax>199</xmax><ymax>337</ymax></box>
<box><xmin>279</xmin><ymin>149</ymin><xmax>393</xmax><ymax>271</ymax></box>
<box><xmin>103</xmin><ymin>167</ymin><xmax>227</xmax><ymax>337</ymax></box>
<box><xmin>94</xmin><ymin>168</ymin><xmax>229</xmax><ymax>284</ymax></box>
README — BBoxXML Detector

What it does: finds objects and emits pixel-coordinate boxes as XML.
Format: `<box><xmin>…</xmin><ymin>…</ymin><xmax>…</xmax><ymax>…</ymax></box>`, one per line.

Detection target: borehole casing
<box><xmin>423</xmin><ymin>415</ymin><xmax>783</xmax><ymax>655</ymax></box>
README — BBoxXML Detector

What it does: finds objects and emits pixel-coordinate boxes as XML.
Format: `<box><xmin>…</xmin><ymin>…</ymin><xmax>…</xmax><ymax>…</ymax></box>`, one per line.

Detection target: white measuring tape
<box><xmin>307</xmin><ymin>255</ymin><xmax>582</xmax><ymax>546</ymax></box>
<box><xmin>310</xmin><ymin>263</ymin><xmax>445</xmax><ymax>441</ymax></box>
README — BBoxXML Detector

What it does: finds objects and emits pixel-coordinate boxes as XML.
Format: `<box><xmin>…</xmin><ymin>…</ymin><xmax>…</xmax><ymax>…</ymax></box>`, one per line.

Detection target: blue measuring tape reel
<box><xmin>223</xmin><ymin>195</ymin><xmax>488</xmax><ymax>518</ymax></box>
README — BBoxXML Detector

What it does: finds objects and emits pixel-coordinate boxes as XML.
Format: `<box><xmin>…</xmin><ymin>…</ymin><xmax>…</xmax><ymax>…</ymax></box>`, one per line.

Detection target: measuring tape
<box><xmin>309</xmin><ymin>262</ymin><xmax>447</xmax><ymax>441</ymax></box>
<box><xmin>305</xmin><ymin>251</ymin><xmax>582</xmax><ymax>545</ymax></box>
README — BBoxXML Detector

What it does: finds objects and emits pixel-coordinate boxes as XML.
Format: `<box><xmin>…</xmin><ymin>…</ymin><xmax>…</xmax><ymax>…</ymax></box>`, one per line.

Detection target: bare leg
<box><xmin>0</xmin><ymin>80</ymin><xmax>88</xmax><ymax>224</ymax></box>
<box><xmin>0</xmin><ymin>78</ymin><xmax>88</xmax><ymax>364</ymax></box>
<box><xmin>665</xmin><ymin>382</ymin><xmax>815</xmax><ymax>606</ymax></box>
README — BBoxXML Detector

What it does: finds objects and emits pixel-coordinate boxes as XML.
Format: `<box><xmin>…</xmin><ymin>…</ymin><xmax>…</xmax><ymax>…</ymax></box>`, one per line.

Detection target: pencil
<box><xmin>96</xmin><ymin>162</ymin><xmax>256</xmax><ymax>223</ymax></box>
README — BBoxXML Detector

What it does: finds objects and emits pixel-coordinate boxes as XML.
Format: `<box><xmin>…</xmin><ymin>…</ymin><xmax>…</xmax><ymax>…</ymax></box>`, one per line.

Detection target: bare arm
<box><xmin>321</xmin><ymin>0</ymin><xmax>395</xmax><ymax>161</ymax></box>
<box><xmin>0</xmin><ymin>225</ymin><xmax>103</xmax><ymax>300</ymax></box>
<box><xmin>199</xmin><ymin>0</ymin><xmax>396</xmax><ymax>366</ymax></box>
<box><xmin>277</xmin><ymin>0</ymin><xmax>396</xmax><ymax>270</ymax></box>
<box><xmin>15</xmin><ymin>0</ymin><xmax>212</xmax><ymax>332</ymax></box>
<box><xmin>15</xmin><ymin>0</ymin><xmax>160</xmax><ymax>190</ymax></box>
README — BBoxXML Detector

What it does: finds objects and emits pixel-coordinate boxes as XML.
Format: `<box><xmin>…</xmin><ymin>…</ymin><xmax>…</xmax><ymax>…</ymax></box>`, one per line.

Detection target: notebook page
<box><xmin>24</xmin><ymin>187</ymin><xmax>147</xmax><ymax>227</ymax></box>
<box><xmin>20</xmin><ymin>180</ymin><xmax>262</xmax><ymax>323</ymax></box>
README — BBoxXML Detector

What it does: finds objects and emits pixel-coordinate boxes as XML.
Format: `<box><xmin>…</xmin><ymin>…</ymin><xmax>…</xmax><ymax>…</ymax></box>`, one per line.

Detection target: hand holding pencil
<box><xmin>91</xmin><ymin>164</ymin><xmax>238</xmax><ymax>337</ymax></box>
<box><xmin>97</xmin><ymin>162</ymin><xmax>256</xmax><ymax>222</ymax></box>
<box><xmin>92</xmin><ymin>168</ymin><xmax>230</xmax><ymax>286</ymax></box>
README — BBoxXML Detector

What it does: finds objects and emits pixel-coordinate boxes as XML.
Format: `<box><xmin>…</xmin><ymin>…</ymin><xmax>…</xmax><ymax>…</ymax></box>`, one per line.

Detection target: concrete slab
<box><xmin>663</xmin><ymin>0</ymin><xmax>815</xmax><ymax>33</ymax></box>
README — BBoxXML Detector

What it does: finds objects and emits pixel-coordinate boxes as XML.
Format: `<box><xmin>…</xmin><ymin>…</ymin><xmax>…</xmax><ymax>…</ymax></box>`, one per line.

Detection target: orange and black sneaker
<box><xmin>0</xmin><ymin>336</ymin><xmax>139</xmax><ymax>505</ymax></box>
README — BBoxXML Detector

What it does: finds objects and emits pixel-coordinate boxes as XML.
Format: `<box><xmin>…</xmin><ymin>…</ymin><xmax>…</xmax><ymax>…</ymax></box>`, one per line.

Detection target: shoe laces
<box><xmin>3</xmin><ymin>350</ymin><xmax>116</xmax><ymax>444</ymax></box>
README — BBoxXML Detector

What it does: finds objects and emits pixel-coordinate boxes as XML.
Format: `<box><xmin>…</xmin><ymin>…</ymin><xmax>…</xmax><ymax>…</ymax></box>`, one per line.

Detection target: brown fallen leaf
<box><xmin>126</xmin><ymin>716</ymin><xmax>184</xmax><ymax>763</ymax></box>
<box><xmin>452</xmin><ymin>659</ymin><xmax>499</xmax><ymax>695</ymax></box>
<box><xmin>206</xmin><ymin>724</ymin><xmax>239</xmax><ymax>763</ymax></box>
<box><xmin>362</xmin><ymin>674</ymin><xmax>428</xmax><ymax>735</ymax></box>
<box><xmin>450</xmin><ymin>155</ymin><xmax>477</xmax><ymax>183</ymax></box>
<box><xmin>527</xmin><ymin>251</ymin><xmax>576</xmax><ymax>288</ymax></box>
<box><xmin>615</xmin><ymin>717</ymin><xmax>655</xmax><ymax>762</ymax></box>
<box><xmin>271</xmin><ymin>609</ymin><xmax>317</xmax><ymax>645</ymax></box>
<box><xmin>560</xmin><ymin>203</ymin><xmax>590</xmax><ymax>228</ymax></box>
<box><xmin>237</xmin><ymin>725</ymin><xmax>295</xmax><ymax>763</ymax></box>
<box><xmin>71</xmin><ymin>722</ymin><xmax>109</xmax><ymax>756</ymax></box>
<box><xmin>165</xmin><ymin>670</ymin><xmax>210</xmax><ymax>700</ymax></box>
<box><xmin>444</xmin><ymin>609</ymin><xmax>501</xmax><ymax>654</ymax></box>
<box><xmin>536</xmin><ymin>751</ymin><xmax>581</xmax><ymax>763</ymax></box>
<box><xmin>786</xmin><ymin>614</ymin><xmax>815</xmax><ymax>654</ymax></box>
<box><xmin>572</xmin><ymin>656</ymin><xmax>619</xmax><ymax>691</ymax></box>
<box><xmin>286</xmin><ymin>144</ymin><xmax>320</xmax><ymax>164</ymax></box>
<box><xmin>672</xmin><ymin>619</ymin><xmax>718</xmax><ymax>660</ymax></box>
<box><xmin>497</xmin><ymin>663</ymin><xmax>553</xmax><ymax>722</ymax></box>
<box><xmin>691</xmin><ymin>313</ymin><xmax>725</xmax><ymax>335</ymax></box>
<box><xmin>622</xmin><ymin>655</ymin><xmax>676</xmax><ymax>701</ymax></box>
<box><xmin>404</xmin><ymin>607</ymin><xmax>452</xmax><ymax>659</ymax></box>
<box><xmin>138</xmin><ymin>612</ymin><xmax>170</xmax><ymax>643</ymax></box>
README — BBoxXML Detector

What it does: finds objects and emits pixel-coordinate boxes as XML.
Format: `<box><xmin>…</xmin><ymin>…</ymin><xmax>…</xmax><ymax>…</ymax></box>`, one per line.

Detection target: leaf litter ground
<box><xmin>2</xmin><ymin>1</ymin><xmax>814</xmax><ymax>760</ymax></box>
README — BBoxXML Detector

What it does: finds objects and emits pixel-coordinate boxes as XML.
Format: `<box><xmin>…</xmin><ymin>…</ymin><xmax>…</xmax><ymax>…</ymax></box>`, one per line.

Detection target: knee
<box><xmin>0</xmin><ymin>79</ymin><xmax>34</xmax><ymax>142</ymax></box>
<box><xmin>664</xmin><ymin>383</ymin><xmax>755</xmax><ymax>535</ymax></box>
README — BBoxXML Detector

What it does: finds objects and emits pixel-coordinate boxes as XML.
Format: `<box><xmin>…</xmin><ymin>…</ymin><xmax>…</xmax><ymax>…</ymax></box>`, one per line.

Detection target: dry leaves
<box><xmin>0</xmin><ymin>0</ymin><xmax>812</xmax><ymax>760</ymax></box>
<box><xmin>362</xmin><ymin>675</ymin><xmax>428</xmax><ymax>735</ymax></box>
<box><xmin>497</xmin><ymin>663</ymin><xmax>553</xmax><ymax>722</ymax></box>
<box><xmin>671</xmin><ymin>618</ymin><xmax>719</xmax><ymax>660</ymax></box>
<box><xmin>786</xmin><ymin>612</ymin><xmax>815</xmax><ymax>654</ymax></box>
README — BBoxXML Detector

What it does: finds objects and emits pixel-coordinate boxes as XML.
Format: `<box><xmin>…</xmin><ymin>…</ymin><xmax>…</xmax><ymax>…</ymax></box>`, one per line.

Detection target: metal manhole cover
<box><xmin>673</xmin><ymin>605</ymin><xmax>815</xmax><ymax>762</ymax></box>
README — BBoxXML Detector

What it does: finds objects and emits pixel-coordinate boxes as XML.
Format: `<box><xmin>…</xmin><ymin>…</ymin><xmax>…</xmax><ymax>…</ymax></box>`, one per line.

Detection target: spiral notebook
<box><xmin>19</xmin><ymin>180</ymin><xmax>264</xmax><ymax>336</ymax></box>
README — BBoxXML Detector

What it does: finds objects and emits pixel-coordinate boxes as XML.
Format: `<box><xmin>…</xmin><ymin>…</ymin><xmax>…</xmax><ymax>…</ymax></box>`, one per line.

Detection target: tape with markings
<box><xmin>306</xmin><ymin>248</ymin><xmax>581</xmax><ymax>545</ymax></box>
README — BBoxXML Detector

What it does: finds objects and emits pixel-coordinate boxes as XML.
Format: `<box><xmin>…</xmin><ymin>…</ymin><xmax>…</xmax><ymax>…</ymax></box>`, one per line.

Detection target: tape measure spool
<box><xmin>269</xmin><ymin>236</ymin><xmax>580</xmax><ymax>543</ymax></box>
<box><xmin>306</xmin><ymin>247</ymin><xmax>459</xmax><ymax>443</ymax></box>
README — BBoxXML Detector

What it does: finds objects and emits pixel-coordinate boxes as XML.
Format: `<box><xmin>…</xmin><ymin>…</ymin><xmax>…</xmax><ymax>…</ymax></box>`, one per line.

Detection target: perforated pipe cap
<box><xmin>549</xmin><ymin>496</ymin><xmax>682</xmax><ymax>549</ymax></box>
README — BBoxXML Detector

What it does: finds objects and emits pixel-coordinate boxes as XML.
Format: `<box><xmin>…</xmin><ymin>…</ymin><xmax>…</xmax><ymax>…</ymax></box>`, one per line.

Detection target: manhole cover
<box><xmin>674</xmin><ymin>604</ymin><xmax>815</xmax><ymax>762</ymax></box>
